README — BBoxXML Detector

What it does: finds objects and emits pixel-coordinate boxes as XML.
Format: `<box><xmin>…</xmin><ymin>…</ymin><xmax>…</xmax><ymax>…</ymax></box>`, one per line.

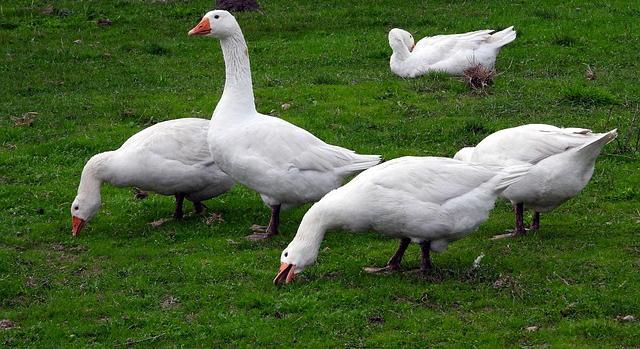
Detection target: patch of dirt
<box><xmin>368</xmin><ymin>315</ymin><xmax>384</xmax><ymax>324</ymax></box>
<box><xmin>492</xmin><ymin>274</ymin><xmax>516</xmax><ymax>289</ymax></box>
<box><xmin>462</xmin><ymin>64</ymin><xmax>495</xmax><ymax>91</ymax></box>
<box><xmin>161</xmin><ymin>296</ymin><xmax>180</xmax><ymax>309</ymax></box>
<box><xmin>51</xmin><ymin>243</ymin><xmax>87</xmax><ymax>253</ymax></box>
<box><xmin>216</xmin><ymin>0</ymin><xmax>260</xmax><ymax>12</ymax></box>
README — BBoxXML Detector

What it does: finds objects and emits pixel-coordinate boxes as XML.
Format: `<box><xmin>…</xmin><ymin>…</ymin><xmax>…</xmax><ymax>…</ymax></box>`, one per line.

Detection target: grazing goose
<box><xmin>388</xmin><ymin>27</ymin><xmax>516</xmax><ymax>78</ymax></box>
<box><xmin>273</xmin><ymin>157</ymin><xmax>531</xmax><ymax>284</ymax></box>
<box><xmin>71</xmin><ymin>118</ymin><xmax>235</xmax><ymax>236</ymax></box>
<box><xmin>453</xmin><ymin>124</ymin><xmax>617</xmax><ymax>237</ymax></box>
<box><xmin>188</xmin><ymin>10</ymin><xmax>381</xmax><ymax>240</ymax></box>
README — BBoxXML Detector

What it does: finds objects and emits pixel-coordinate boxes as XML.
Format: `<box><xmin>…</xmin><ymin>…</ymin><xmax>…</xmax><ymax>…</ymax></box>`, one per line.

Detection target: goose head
<box><xmin>188</xmin><ymin>10</ymin><xmax>240</xmax><ymax>39</ymax></box>
<box><xmin>70</xmin><ymin>195</ymin><xmax>101</xmax><ymax>236</ymax></box>
<box><xmin>273</xmin><ymin>237</ymin><xmax>320</xmax><ymax>285</ymax></box>
<box><xmin>388</xmin><ymin>28</ymin><xmax>415</xmax><ymax>53</ymax></box>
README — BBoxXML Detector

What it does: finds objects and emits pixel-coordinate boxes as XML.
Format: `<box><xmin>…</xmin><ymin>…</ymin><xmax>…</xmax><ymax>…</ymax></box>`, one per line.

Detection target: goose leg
<box><xmin>513</xmin><ymin>202</ymin><xmax>526</xmax><ymax>236</ymax></box>
<box><xmin>530</xmin><ymin>211</ymin><xmax>540</xmax><ymax>231</ymax></box>
<box><xmin>194</xmin><ymin>201</ymin><xmax>207</xmax><ymax>215</ymax></box>
<box><xmin>492</xmin><ymin>202</ymin><xmax>526</xmax><ymax>239</ymax></box>
<box><xmin>364</xmin><ymin>238</ymin><xmax>411</xmax><ymax>273</ymax></box>
<box><xmin>419</xmin><ymin>241</ymin><xmax>433</xmax><ymax>272</ymax></box>
<box><xmin>173</xmin><ymin>194</ymin><xmax>185</xmax><ymax>219</ymax></box>
<box><xmin>246</xmin><ymin>204</ymin><xmax>280</xmax><ymax>241</ymax></box>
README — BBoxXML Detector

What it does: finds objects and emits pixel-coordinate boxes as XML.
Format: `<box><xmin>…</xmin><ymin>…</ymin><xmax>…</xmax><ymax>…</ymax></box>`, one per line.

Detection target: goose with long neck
<box><xmin>454</xmin><ymin>124</ymin><xmax>617</xmax><ymax>237</ymax></box>
<box><xmin>274</xmin><ymin>157</ymin><xmax>532</xmax><ymax>284</ymax></box>
<box><xmin>388</xmin><ymin>27</ymin><xmax>516</xmax><ymax>77</ymax></box>
<box><xmin>189</xmin><ymin>10</ymin><xmax>381</xmax><ymax>240</ymax></box>
<box><xmin>70</xmin><ymin>118</ymin><xmax>235</xmax><ymax>236</ymax></box>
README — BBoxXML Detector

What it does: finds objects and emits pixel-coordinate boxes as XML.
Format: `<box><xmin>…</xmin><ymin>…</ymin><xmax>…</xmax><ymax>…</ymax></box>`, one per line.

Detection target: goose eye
<box><xmin>74</xmin><ymin>206</ymin><xmax>79</xmax><ymax>210</ymax></box>
<box><xmin>214</xmin><ymin>15</ymin><xmax>219</xmax><ymax>19</ymax></box>
<box><xmin>284</xmin><ymin>252</ymin><xmax>288</xmax><ymax>257</ymax></box>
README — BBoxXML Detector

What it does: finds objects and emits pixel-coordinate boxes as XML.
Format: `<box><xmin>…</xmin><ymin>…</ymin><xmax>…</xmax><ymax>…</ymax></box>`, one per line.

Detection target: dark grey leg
<box><xmin>419</xmin><ymin>241</ymin><xmax>432</xmax><ymax>271</ymax></box>
<box><xmin>514</xmin><ymin>202</ymin><xmax>526</xmax><ymax>236</ymax></box>
<box><xmin>530</xmin><ymin>211</ymin><xmax>540</xmax><ymax>231</ymax></box>
<box><xmin>364</xmin><ymin>238</ymin><xmax>411</xmax><ymax>273</ymax></box>
<box><xmin>173</xmin><ymin>194</ymin><xmax>185</xmax><ymax>219</ymax></box>
<box><xmin>246</xmin><ymin>204</ymin><xmax>281</xmax><ymax>241</ymax></box>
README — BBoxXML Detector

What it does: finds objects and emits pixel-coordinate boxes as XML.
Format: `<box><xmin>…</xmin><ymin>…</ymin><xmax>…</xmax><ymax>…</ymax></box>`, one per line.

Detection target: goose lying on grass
<box><xmin>71</xmin><ymin>118</ymin><xmax>235</xmax><ymax>236</ymax></box>
<box><xmin>188</xmin><ymin>10</ymin><xmax>381</xmax><ymax>241</ymax></box>
<box><xmin>454</xmin><ymin>124</ymin><xmax>617</xmax><ymax>237</ymax></box>
<box><xmin>274</xmin><ymin>157</ymin><xmax>531</xmax><ymax>284</ymax></box>
<box><xmin>388</xmin><ymin>26</ymin><xmax>516</xmax><ymax>78</ymax></box>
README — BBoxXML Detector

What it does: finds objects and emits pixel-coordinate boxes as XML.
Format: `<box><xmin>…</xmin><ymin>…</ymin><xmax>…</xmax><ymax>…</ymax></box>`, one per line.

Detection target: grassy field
<box><xmin>1</xmin><ymin>0</ymin><xmax>639</xmax><ymax>347</ymax></box>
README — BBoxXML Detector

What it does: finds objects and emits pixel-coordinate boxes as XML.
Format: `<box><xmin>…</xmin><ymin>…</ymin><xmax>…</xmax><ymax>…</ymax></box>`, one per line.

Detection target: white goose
<box><xmin>188</xmin><ymin>10</ymin><xmax>381</xmax><ymax>240</ymax></box>
<box><xmin>454</xmin><ymin>124</ymin><xmax>617</xmax><ymax>237</ymax></box>
<box><xmin>274</xmin><ymin>157</ymin><xmax>531</xmax><ymax>284</ymax></box>
<box><xmin>388</xmin><ymin>26</ymin><xmax>516</xmax><ymax>78</ymax></box>
<box><xmin>71</xmin><ymin>118</ymin><xmax>235</xmax><ymax>236</ymax></box>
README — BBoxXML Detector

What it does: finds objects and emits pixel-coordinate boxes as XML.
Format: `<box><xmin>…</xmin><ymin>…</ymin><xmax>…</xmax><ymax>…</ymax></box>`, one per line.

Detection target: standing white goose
<box><xmin>388</xmin><ymin>27</ymin><xmax>516</xmax><ymax>78</ymax></box>
<box><xmin>71</xmin><ymin>118</ymin><xmax>235</xmax><ymax>236</ymax></box>
<box><xmin>454</xmin><ymin>124</ymin><xmax>617</xmax><ymax>237</ymax></box>
<box><xmin>273</xmin><ymin>157</ymin><xmax>531</xmax><ymax>284</ymax></box>
<box><xmin>188</xmin><ymin>10</ymin><xmax>381</xmax><ymax>240</ymax></box>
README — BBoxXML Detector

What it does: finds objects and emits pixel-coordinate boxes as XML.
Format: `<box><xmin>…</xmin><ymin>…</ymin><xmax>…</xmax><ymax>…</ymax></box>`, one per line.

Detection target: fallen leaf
<box><xmin>471</xmin><ymin>252</ymin><xmax>485</xmax><ymax>270</ymax></box>
<box><xmin>525</xmin><ymin>326</ymin><xmax>539</xmax><ymax>332</ymax></box>
<box><xmin>368</xmin><ymin>315</ymin><xmax>384</xmax><ymax>324</ymax></box>
<box><xmin>11</xmin><ymin>112</ymin><xmax>38</xmax><ymax>126</ymax></box>
<box><xmin>161</xmin><ymin>296</ymin><xmax>180</xmax><ymax>309</ymax></box>
<box><xmin>281</xmin><ymin>103</ymin><xmax>291</xmax><ymax>110</ymax></box>
<box><xmin>97</xmin><ymin>18</ymin><xmax>112</xmax><ymax>26</ymax></box>
<box><xmin>204</xmin><ymin>212</ymin><xmax>224</xmax><ymax>225</ymax></box>
<box><xmin>616</xmin><ymin>315</ymin><xmax>635</xmax><ymax>322</ymax></box>
<box><xmin>585</xmin><ymin>65</ymin><xmax>596</xmax><ymax>80</ymax></box>
<box><xmin>0</xmin><ymin>319</ymin><xmax>14</xmax><ymax>329</ymax></box>
<box><xmin>133</xmin><ymin>188</ymin><xmax>148</xmax><ymax>200</ymax></box>
<box><xmin>40</xmin><ymin>5</ymin><xmax>54</xmax><ymax>14</ymax></box>
<box><xmin>73</xmin><ymin>39</ymin><xmax>82</xmax><ymax>44</ymax></box>
<box><xmin>148</xmin><ymin>218</ymin><xmax>171</xmax><ymax>227</ymax></box>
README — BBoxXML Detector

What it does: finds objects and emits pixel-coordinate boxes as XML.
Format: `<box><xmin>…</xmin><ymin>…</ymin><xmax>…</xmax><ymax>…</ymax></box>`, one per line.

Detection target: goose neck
<box><xmin>290</xmin><ymin>202</ymin><xmax>338</xmax><ymax>261</ymax></box>
<box><xmin>77</xmin><ymin>153</ymin><xmax>110</xmax><ymax>200</ymax></box>
<box><xmin>217</xmin><ymin>32</ymin><xmax>256</xmax><ymax>115</ymax></box>
<box><xmin>391</xmin><ymin>47</ymin><xmax>411</xmax><ymax>62</ymax></box>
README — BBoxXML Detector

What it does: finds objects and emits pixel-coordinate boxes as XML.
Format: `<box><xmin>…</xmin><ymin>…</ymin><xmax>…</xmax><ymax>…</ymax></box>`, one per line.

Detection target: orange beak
<box><xmin>71</xmin><ymin>216</ymin><xmax>86</xmax><ymax>237</ymax></box>
<box><xmin>188</xmin><ymin>18</ymin><xmax>211</xmax><ymax>36</ymax></box>
<box><xmin>410</xmin><ymin>43</ymin><xmax>416</xmax><ymax>52</ymax></box>
<box><xmin>273</xmin><ymin>262</ymin><xmax>296</xmax><ymax>285</ymax></box>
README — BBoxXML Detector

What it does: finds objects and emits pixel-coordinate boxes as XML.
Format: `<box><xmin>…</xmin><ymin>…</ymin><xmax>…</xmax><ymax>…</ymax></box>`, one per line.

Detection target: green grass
<box><xmin>1</xmin><ymin>0</ymin><xmax>639</xmax><ymax>347</ymax></box>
